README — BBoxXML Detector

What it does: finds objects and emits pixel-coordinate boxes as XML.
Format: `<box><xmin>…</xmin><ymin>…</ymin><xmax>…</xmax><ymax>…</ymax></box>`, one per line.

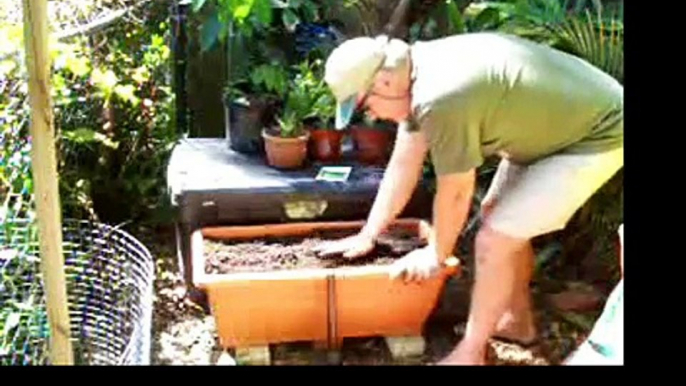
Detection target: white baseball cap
<box><xmin>324</xmin><ymin>35</ymin><xmax>391</xmax><ymax>129</ymax></box>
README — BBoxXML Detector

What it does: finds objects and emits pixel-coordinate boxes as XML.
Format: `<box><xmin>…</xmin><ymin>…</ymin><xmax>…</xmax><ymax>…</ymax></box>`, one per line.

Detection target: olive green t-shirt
<box><xmin>408</xmin><ymin>32</ymin><xmax>623</xmax><ymax>175</ymax></box>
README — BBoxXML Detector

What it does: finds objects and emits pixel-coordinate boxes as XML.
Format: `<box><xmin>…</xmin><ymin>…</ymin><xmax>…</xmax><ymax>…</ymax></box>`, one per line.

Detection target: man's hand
<box><xmin>314</xmin><ymin>127</ymin><xmax>428</xmax><ymax>261</ymax></box>
<box><xmin>312</xmin><ymin>232</ymin><xmax>375</xmax><ymax>259</ymax></box>
<box><xmin>389</xmin><ymin>246</ymin><xmax>440</xmax><ymax>283</ymax></box>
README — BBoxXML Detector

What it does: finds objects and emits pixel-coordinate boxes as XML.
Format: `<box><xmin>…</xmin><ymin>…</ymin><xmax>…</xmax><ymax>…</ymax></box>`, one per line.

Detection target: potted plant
<box><xmin>307</xmin><ymin>95</ymin><xmax>343</xmax><ymax>162</ymax></box>
<box><xmin>262</xmin><ymin>93</ymin><xmax>310</xmax><ymax>169</ymax></box>
<box><xmin>350</xmin><ymin>111</ymin><xmax>396</xmax><ymax>165</ymax></box>
<box><xmin>297</xmin><ymin>60</ymin><xmax>345</xmax><ymax>162</ymax></box>
<box><xmin>262</xmin><ymin>60</ymin><xmax>338</xmax><ymax>169</ymax></box>
<box><xmin>223</xmin><ymin>62</ymin><xmax>288</xmax><ymax>154</ymax></box>
<box><xmin>192</xmin><ymin>0</ymin><xmax>273</xmax><ymax>153</ymax></box>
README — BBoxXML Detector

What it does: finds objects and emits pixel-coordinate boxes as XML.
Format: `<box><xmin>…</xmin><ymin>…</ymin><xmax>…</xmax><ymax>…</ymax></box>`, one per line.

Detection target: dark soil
<box><xmin>204</xmin><ymin>228</ymin><xmax>426</xmax><ymax>274</ymax></box>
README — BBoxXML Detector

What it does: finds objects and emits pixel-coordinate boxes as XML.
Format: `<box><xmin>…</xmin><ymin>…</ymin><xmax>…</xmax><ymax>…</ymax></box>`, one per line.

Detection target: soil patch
<box><xmin>204</xmin><ymin>228</ymin><xmax>426</xmax><ymax>274</ymax></box>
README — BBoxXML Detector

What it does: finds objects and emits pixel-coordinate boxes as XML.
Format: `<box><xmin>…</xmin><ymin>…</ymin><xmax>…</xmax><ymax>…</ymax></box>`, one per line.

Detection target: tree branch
<box><xmin>54</xmin><ymin>8</ymin><xmax>128</xmax><ymax>41</ymax></box>
<box><xmin>2</xmin><ymin>1</ymin><xmax>149</xmax><ymax>62</ymax></box>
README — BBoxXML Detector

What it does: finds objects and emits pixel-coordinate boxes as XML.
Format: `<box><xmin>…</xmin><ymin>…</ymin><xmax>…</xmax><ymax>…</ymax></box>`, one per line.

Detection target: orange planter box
<box><xmin>191</xmin><ymin>219</ymin><xmax>460</xmax><ymax>350</ymax></box>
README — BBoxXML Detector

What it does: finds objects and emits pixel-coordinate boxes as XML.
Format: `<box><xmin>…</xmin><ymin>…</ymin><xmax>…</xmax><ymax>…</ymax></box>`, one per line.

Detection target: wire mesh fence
<box><xmin>0</xmin><ymin>218</ymin><xmax>154</xmax><ymax>365</ymax></box>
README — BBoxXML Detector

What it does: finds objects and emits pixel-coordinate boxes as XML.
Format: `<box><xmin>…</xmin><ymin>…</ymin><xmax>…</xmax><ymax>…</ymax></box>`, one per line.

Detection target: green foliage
<box><xmin>1</xmin><ymin>1</ymin><xmax>179</xmax><ymax>226</ymax></box>
<box><xmin>294</xmin><ymin>60</ymin><xmax>335</xmax><ymax>126</ymax></box>
<box><xmin>445</xmin><ymin>1</ymin><xmax>466</xmax><ymax>34</ymax></box>
<box><xmin>228</xmin><ymin>61</ymin><xmax>290</xmax><ymax>102</ymax></box>
<box><xmin>194</xmin><ymin>0</ymin><xmax>274</xmax><ymax>50</ymax></box>
<box><xmin>276</xmin><ymin>61</ymin><xmax>315</xmax><ymax>136</ymax></box>
<box><xmin>499</xmin><ymin>0</ymin><xmax>624</xmax><ymax>82</ymax></box>
<box><xmin>250</xmin><ymin>63</ymin><xmax>289</xmax><ymax>97</ymax></box>
<box><xmin>0</xmin><ymin>221</ymin><xmax>48</xmax><ymax>365</ymax></box>
<box><xmin>276</xmin><ymin>110</ymin><xmax>302</xmax><ymax>137</ymax></box>
<box><xmin>309</xmin><ymin>90</ymin><xmax>336</xmax><ymax>128</ymax></box>
<box><xmin>408</xmin><ymin>0</ymin><xmax>516</xmax><ymax>41</ymax></box>
<box><xmin>194</xmin><ymin>0</ymin><xmax>326</xmax><ymax>99</ymax></box>
<box><xmin>275</xmin><ymin>59</ymin><xmax>335</xmax><ymax>136</ymax></box>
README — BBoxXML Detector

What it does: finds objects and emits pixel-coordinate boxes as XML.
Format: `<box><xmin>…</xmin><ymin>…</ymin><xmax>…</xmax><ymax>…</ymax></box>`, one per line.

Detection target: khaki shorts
<box><xmin>482</xmin><ymin>146</ymin><xmax>624</xmax><ymax>239</ymax></box>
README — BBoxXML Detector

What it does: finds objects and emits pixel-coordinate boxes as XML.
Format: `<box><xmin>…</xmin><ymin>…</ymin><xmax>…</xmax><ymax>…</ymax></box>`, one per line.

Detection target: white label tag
<box><xmin>315</xmin><ymin>166</ymin><xmax>352</xmax><ymax>182</ymax></box>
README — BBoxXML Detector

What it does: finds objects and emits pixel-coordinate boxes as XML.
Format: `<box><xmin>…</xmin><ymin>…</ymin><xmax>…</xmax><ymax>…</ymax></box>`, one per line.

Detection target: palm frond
<box><xmin>502</xmin><ymin>0</ymin><xmax>623</xmax><ymax>83</ymax></box>
<box><xmin>554</xmin><ymin>7</ymin><xmax>623</xmax><ymax>82</ymax></box>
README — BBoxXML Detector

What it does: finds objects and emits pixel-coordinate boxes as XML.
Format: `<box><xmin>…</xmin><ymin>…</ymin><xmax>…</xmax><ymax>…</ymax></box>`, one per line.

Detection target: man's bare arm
<box><xmin>430</xmin><ymin>169</ymin><xmax>476</xmax><ymax>262</ymax></box>
<box><xmin>361</xmin><ymin>125</ymin><xmax>429</xmax><ymax>239</ymax></box>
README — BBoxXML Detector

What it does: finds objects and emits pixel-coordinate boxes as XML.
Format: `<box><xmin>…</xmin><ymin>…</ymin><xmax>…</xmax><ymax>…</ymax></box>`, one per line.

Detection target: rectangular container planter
<box><xmin>191</xmin><ymin>219</ymin><xmax>460</xmax><ymax>353</ymax></box>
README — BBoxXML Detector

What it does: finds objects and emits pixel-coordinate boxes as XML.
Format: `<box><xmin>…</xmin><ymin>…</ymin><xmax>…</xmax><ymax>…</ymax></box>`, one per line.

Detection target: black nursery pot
<box><xmin>223</xmin><ymin>94</ymin><xmax>270</xmax><ymax>155</ymax></box>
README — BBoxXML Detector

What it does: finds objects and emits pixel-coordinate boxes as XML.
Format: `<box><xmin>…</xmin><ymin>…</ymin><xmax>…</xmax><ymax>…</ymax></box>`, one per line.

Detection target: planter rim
<box><xmin>308</xmin><ymin>127</ymin><xmax>345</xmax><ymax>132</ymax></box>
<box><xmin>262</xmin><ymin>127</ymin><xmax>310</xmax><ymax>142</ymax></box>
<box><xmin>191</xmin><ymin>218</ymin><xmax>459</xmax><ymax>288</ymax></box>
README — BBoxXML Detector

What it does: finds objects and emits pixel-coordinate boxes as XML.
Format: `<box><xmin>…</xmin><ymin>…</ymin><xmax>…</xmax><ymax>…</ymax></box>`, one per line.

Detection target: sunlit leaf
<box><xmin>2</xmin><ymin>312</ymin><xmax>21</xmax><ymax>338</ymax></box>
<box><xmin>91</xmin><ymin>68</ymin><xmax>118</xmax><ymax>94</ymax></box>
<box><xmin>200</xmin><ymin>9</ymin><xmax>224</xmax><ymax>51</ymax></box>
<box><xmin>233</xmin><ymin>0</ymin><xmax>254</xmax><ymax>22</ymax></box>
<box><xmin>0</xmin><ymin>60</ymin><xmax>17</xmax><ymax>76</ymax></box>
<box><xmin>131</xmin><ymin>67</ymin><xmax>150</xmax><ymax>84</ymax></box>
<box><xmin>282</xmin><ymin>9</ymin><xmax>299</xmax><ymax>30</ymax></box>
<box><xmin>114</xmin><ymin>84</ymin><xmax>139</xmax><ymax>105</ymax></box>
<box><xmin>62</xmin><ymin>128</ymin><xmax>119</xmax><ymax>149</ymax></box>
<box><xmin>253</xmin><ymin>0</ymin><xmax>273</xmax><ymax>25</ymax></box>
<box><xmin>192</xmin><ymin>0</ymin><xmax>208</xmax><ymax>12</ymax></box>
<box><xmin>65</xmin><ymin>55</ymin><xmax>90</xmax><ymax>77</ymax></box>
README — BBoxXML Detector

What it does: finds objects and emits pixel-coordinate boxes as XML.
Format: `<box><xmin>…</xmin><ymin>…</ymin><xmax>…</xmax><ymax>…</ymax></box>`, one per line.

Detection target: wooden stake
<box><xmin>22</xmin><ymin>0</ymin><xmax>74</xmax><ymax>365</ymax></box>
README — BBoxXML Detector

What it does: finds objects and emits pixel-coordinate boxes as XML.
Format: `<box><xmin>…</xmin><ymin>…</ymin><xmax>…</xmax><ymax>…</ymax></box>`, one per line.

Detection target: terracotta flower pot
<box><xmin>262</xmin><ymin>128</ymin><xmax>310</xmax><ymax>169</ymax></box>
<box><xmin>308</xmin><ymin>128</ymin><xmax>344</xmax><ymax>162</ymax></box>
<box><xmin>351</xmin><ymin>126</ymin><xmax>394</xmax><ymax>165</ymax></box>
<box><xmin>191</xmin><ymin>219</ymin><xmax>461</xmax><ymax>354</ymax></box>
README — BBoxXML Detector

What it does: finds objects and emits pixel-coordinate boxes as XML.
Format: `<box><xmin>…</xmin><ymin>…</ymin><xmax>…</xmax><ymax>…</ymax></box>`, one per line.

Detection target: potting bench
<box><xmin>165</xmin><ymin>137</ymin><xmax>437</xmax><ymax>364</ymax></box>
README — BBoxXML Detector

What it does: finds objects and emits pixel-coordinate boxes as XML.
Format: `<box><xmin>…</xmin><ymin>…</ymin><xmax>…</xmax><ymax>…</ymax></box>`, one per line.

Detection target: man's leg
<box><xmin>478</xmin><ymin>159</ymin><xmax>537</xmax><ymax>344</ymax></box>
<box><xmin>439</xmin><ymin>146</ymin><xmax>624</xmax><ymax>365</ymax></box>
<box><xmin>438</xmin><ymin>226</ymin><xmax>533</xmax><ymax>365</ymax></box>
<box><xmin>493</xmin><ymin>240</ymin><xmax>537</xmax><ymax>343</ymax></box>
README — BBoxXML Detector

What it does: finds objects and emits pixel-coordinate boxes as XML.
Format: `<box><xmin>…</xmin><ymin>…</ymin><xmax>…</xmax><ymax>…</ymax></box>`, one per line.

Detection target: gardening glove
<box><xmin>312</xmin><ymin>232</ymin><xmax>375</xmax><ymax>259</ymax></box>
<box><xmin>389</xmin><ymin>245</ymin><xmax>440</xmax><ymax>283</ymax></box>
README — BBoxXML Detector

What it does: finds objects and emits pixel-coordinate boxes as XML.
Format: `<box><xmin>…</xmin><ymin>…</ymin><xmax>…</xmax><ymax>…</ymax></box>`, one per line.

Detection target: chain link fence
<box><xmin>1</xmin><ymin>218</ymin><xmax>154</xmax><ymax>365</ymax></box>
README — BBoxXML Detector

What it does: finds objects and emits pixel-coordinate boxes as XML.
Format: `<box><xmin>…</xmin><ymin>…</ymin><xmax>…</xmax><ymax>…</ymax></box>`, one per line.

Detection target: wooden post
<box><xmin>21</xmin><ymin>0</ymin><xmax>74</xmax><ymax>365</ymax></box>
